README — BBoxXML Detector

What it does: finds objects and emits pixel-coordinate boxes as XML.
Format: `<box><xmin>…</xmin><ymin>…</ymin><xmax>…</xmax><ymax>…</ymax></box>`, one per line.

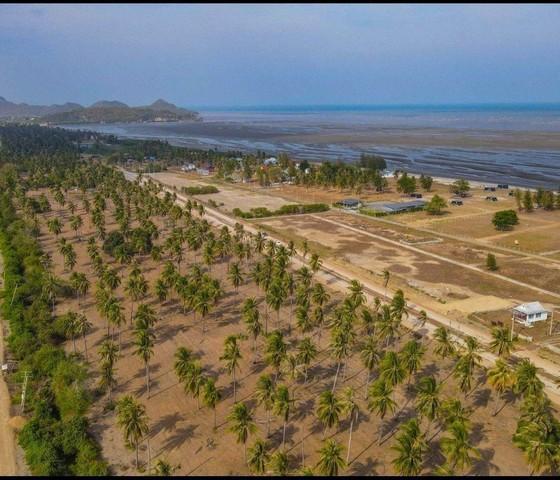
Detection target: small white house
<box><xmin>181</xmin><ymin>163</ymin><xmax>196</xmax><ymax>172</ymax></box>
<box><xmin>264</xmin><ymin>157</ymin><xmax>278</xmax><ymax>166</ymax></box>
<box><xmin>512</xmin><ymin>302</ymin><xmax>549</xmax><ymax>326</ymax></box>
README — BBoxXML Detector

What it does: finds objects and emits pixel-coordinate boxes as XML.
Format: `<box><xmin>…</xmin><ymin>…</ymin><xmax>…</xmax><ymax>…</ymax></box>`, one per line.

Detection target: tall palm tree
<box><xmin>174</xmin><ymin>346</ymin><xmax>193</xmax><ymax>381</ymax></box>
<box><xmin>341</xmin><ymin>387</ymin><xmax>359</xmax><ymax>464</ymax></box>
<box><xmin>255</xmin><ymin>374</ymin><xmax>276</xmax><ymax>438</ymax></box>
<box><xmin>265</xmin><ymin>330</ymin><xmax>288</xmax><ymax>381</ymax></box>
<box><xmin>243</xmin><ymin>298</ymin><xmax>262</xmax><ymax>358</ymax></box>
<box><xmin>399</xmin><ymin>340</ymin><xmax>426</xmax><ymax>383</ymax></box>
<box><xmin>513</xmin><ymin>419</ymin><xmax>557</xmax><ymax>475</ymax></box>
<box><xmin>433</xmin><ymin>326</ymin><xmax>456</xmax><ymax>361</ymax></box>
<box><xmin>125</xmin><ymin>272</ymin><xmax>149</xmax><ymax>325</ymax></box>
<box><xmin>439</xmin><ymin>420</ymin><xmax>480</xmax><ymax>473</ymax></box>
<box><xmin>228</xmin><ymin>262</ymin><xmax>243</xmax><ymax>291</ymax></box>
<box><xmin>134</xmin><ymin>323</ymin><xmax>155</xmax><ymax>397</ymax></box>
<box><xmin>247</xmin><ymin>439</ymin><xmax>270</xmax><ymax>474</ymax></box>
<box><xmin>309</xmin><ymin>253</ymin><xmax>322</xmax><ymax>273</ymax></box>
<box><xmin>391</xmin><ymin>418</ymin><xmax>428</xmax><ymax>476</ymax></box>
<box><xmin>367</xmin><ymin>378</ymin><xmax>397</xmax><ymax>444</ymax></box>
<box><xmin>220</xmin><ymin>335</ymin><xmax>243</xmax><ymax>402</ymax></box>
<box><xmin>487</xmin><ymin>359</ymin><xmax>514</xmax><ymax>415</ymax></box>
<box><xmin>74</xmin><ymin>313</ymin><xmax>92</xmax><ymax>361</ymax></box>
<box><xmin>316</xmin><ymin>390</ymin><xmax>343</xmax><ymax>436</ymax></box>
<box><xmin>489</xmin><ymin>326</ymin><xmax>517</xmax><ymax>358</ymax></box>
<box><xmin>227</xmin><ymin>402</ymin><xmax>257</xmax><ymax>463</ymax></box>
<box><xmin>514</xmin><ymin>359</ymin><xmax>544</xmax><ymax>399</ymax></box>
<box><xmin>296</xmin><ymin>337</ymin><xmax>318</xmax><ymax>384</ymax></box>
<box><xmin>360</xmin><ymin>336</ymin><xmax>381</xmax><ymax>399</ymax></box>
<box><xmin>63</xmin><ymin>311</ymin><xmax>79</xmax><ymax>353</ymax></box>
<box><xmin>380</xmin><ymin>351</ymin><xmax>406</xmax><ymax>388</ymax></box>
<box><xmin>316</xmin><ymin>439</ymin><xmax>346</xmax><ymax>476</ymax></box>
<box><xmin>415</xmin><ymin>376</ymin><xmax>441</xmax><ymax>435</ymax></box>
<box><xmin>273</xmin><ymin>385</ymin><xmax>293</xmax><ymax>449</ymax></box>
<box><xmin>269</xmin><ymin>451</ymin><xmax>290</xmax><ymax>476</ymax></box>
<box><xmin>202</xmin><ymin>378</ymin><xmax>221</xmax><ymax>429</ymax></box>
<box><xmin>116</xmin><ymin>395</ymin><xmax>150</xmax><ymax>469</ymax></box>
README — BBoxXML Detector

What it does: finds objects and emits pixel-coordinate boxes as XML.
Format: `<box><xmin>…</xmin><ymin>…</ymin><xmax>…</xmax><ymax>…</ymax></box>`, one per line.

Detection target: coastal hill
<box><xmin>0</xmin><ymin>96</ymin><xmax>199</xmax><ymax>123</ymax></box>
<box><xmin>0</xmin><ymin>96</ymin><xmax>81</xmax><ymax>119</ymax></box>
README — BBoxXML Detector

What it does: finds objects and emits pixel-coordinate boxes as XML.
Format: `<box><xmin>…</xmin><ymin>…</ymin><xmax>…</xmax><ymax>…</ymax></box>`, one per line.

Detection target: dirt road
<box><xmin>0</xmin><ymin>255</ymin><xmax>17</xmax><ymax>476</ymax></box>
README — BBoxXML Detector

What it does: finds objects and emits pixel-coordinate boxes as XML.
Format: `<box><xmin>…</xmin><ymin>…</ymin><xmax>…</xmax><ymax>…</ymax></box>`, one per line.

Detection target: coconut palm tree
<box><xmin>228</xmin><ymin>262</ymin><xmax>243</xmax><ymax>291</ymax></box>
<box><xmin>202</xmin><ymin>378</ymin><xmax>221</xmax><ymax>429</ymax></box>
<box><xmin>487</xmin><ymin>359</ymin><xmax>515</xmax><ymax>415</ymax></box>
<box><xmin>316</xmin><ymin>390</ymin><xmax>343</xmax><ymax>436</ymax></box>
<box><xmin>489</xmin><ymin>326</ymin><xmax>517</xmax><ymax>358</ymax></box>
<box><xmin>74</xmin><ymin>313</ymin><xmax>92</xmax><ymax>361</ymax></box>
<box><xmin>70</xmin><ymin>271</ymin><xmax>90</xmax><ymax>306</ymax></box>
<box><xmin>153</xmin><ymin>459</ymin><xmax>178</xmax><ymax>476</ymax></box>
<box><xmin>99</xmin><ymin>360</ymin><xmax>117</xmax><ymax>402</ymax></box>
<box><xmin>265</xmin><ymin>330</ymin><xmax>288</xmax><ymax>381</ymax></box>
<box><xmin>514</xmin><ymin>359</ymin><xmax>544</xmax><ymax>399</ymax></box>
<box><xmin>103</xmin><ymin>267</ymin><xmax>121</xmax><ymax>291</ymax></box>
<box><xmin>380</xmin><ymin>351</ymin><xmax>406</xmax><ymax>388</ymax></box>
<box><xmin>269</xmin><ymin>451</ymin><xmax>290</xmax><ymax>476</ymax></box>
<box><xmin>47</xmin><ymin>217</ymin><xmax>63</xmax><ymax>237</ymax></box>
<box><xmin>513</xmin><ymin>418</ymin><xmax>558</xmax><ymax>475</ymax></box>
<box><xmin>367</xmin><ymin>378</ymin><xmax>397</xmax><ymax>444</ymax></box>
<box><xmin>174</xmin><ymin>346</ymin><xmax>193</xmax><ymax>382</ymax></box>
<box><xmin>439</xmin><ymin>420</ymin><xmax>480</xmax><ymax>473</ymax></box>
<box><xmin>316</xmin><ymin>439</ymin><xmax>346</xmax><ymax>476</ymax></box>
<box><xmin>134</xmin><ymin>323</ymin><xmax>155</xmax><ymax>397</ymax></box>
<box><xmin>415</xmin><ymin>376</ymin><xmax>441</xmax><ymax>435</ymax></box>
<box><xmin>391</xmin><ymin>418</ymin><xmax>428</xmax><ymax>476</ymax></box>
<box><xmin>399</xmin><ymin>339</ymin><xmax>426</xmax><ymax>383</ymax></box>
<box><xmin>243</xmin><ymin>298</ymin><xmax>262</xmax><ymax>358</ymax></box>
<box><xmin>273</xmin><ymin>384</ymin><xmax>293</xmax><ymax>449</ymax></box>
<box><xmin>220</xmin><ymin>335</ymin><xmax>243</xmax><ymax>402</ymax></box>
<box><xmin>116</xmin><ymin>395</ymin><xmax>150</xmax><ymax>469</ymax></box>
<box><xmin>227</xmin><ymin>402</ymin><xmax>257</xmax><ymax>463</ymax></box>
<box><xmin>309</xmin><ymin>253</ymin><xmax>322</xmax><ymax>273</ymax></box>
<box><xmin>247</xmin><ymin>439</ymin><xmax>270</xmax><ymax>474</ymax></box>
<box><xmin>255</xmin><ymin>374</ymin><xmax>276</xmax><ymax>438</ymax></box>
<box><xmin>125</xmin><ymin>271</ymin><xmax>149</xmax><ymax>325</ymax></box>
<box><xmin>341</xmin><ymin>387</ymin><xmax>359</xmax><ymax>464</ymax></box>
<box><xmin>63</xmin><ymin>311</ymin><xmax>79</xmax><ymax>353</ymax></box>
<box><xmin>360</xmin><ymin>336</ymin><xmax>381</xmax><ymax>399</ymax></box>
<box><xmin>433</xmin><ymin>326</ymin><xmax>456</xmax><ymax>361</ymax></box>
<box><xmin>296</xmin><ymin>337</ymin><xmax>318</xmax><ymax>384</ymax></box>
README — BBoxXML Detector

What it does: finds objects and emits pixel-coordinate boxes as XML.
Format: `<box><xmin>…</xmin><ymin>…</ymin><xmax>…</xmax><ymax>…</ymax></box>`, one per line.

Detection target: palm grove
<box><xmin>0</xmin><ymin>125</ymin><xmax>559</xmax><ymax>476</ymax></box>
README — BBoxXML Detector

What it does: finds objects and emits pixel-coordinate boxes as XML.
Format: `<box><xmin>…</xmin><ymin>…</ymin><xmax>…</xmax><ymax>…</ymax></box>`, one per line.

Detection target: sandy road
<box><xmin>125</xmin><ymin>169</ymin><xmax>560</xmax><ymax>404</ymax></box>
<box><xmin>0</xmin><ymin>255</ymin><xmax>17</xmax><ymax>476</ymax></box>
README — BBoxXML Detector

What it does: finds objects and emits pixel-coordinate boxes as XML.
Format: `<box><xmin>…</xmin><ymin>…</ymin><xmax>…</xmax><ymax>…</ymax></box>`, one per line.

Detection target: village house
<box><xmin>512</xmin><ymin>301</ymin><xmax>549</xmax><ymax>326</ymax></box>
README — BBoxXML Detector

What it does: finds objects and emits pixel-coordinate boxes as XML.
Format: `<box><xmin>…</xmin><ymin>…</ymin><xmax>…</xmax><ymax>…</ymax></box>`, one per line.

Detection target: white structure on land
<box><xmin>181</xmin><ymin>163</ymin><xmax>196</xmax><ymax>172</ymax></box>
<box><xmin>512</xmin><ymin>302</ymin><xmax>549</xmax><ymax>326</ymax></box>
<box><xmin>264</xmin><ymin>157</ymin><xmax>278</xmax><ymax>166</ymax></box>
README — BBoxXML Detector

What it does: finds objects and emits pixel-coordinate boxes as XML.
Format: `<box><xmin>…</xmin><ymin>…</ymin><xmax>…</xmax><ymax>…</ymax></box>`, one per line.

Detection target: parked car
<box><xmin>450</xmin><ymin>199</ymin><xmax>463</xmax><ymax>206</ymax></box>
<box><xmin>485</xmin><ymin>196</ymin><xmax>498</xmax><ymax>201</ymax></box>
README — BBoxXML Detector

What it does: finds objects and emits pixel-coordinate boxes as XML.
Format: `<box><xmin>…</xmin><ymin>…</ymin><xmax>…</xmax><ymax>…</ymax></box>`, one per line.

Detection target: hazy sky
<box><xmin>1</xmin><ymin>4</ymin><xmax>560</xmax><ymax>107</ymax></box>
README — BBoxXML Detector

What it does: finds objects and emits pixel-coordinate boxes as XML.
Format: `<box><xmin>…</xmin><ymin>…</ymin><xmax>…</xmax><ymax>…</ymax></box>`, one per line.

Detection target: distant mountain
<box><xmin>0</xmin><ymin>96</ymin><xmax>199</xmax><ymax>123</ymax></box>
<box><xmin>0</xmin><ymin>97</ymin><xmax>83</xmax><ymax>118</ymax></box>
<box><xmin>90</xmin><ymin>100</ymin><xmax>129</xmax><ymax>108</ymax></box>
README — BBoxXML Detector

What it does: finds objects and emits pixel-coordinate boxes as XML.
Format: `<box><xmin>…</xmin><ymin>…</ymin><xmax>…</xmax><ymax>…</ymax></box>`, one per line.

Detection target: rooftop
<box><xmin>513</xmin><ymin>301</ymin><xmax>548</xmax><ymax>315</ymax></box>
<box><xmin>364</xmin><ymin>199</ymin><xmax>426</xmax><ymax>213</ymax></box>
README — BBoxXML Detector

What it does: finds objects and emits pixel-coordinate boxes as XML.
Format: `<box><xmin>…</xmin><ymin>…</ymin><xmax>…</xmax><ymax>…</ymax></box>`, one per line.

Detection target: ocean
<box><xmin>64</xmin><ymin>103</ymin><xmax>560</xmax><ymax>188</ymax></box>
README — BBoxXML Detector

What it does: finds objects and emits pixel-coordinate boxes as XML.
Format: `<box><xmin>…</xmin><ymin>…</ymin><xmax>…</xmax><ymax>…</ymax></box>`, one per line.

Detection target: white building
<box><xmin>181</xmin><ymin>163</ymin><xmax>196</xmax><ymax>172</ymax></box>
<box><xmin>512</xmin><ymin>302</ymin><xmax>549</xmax><ymax>326</ymax></box>
<box><xmin>264</xmin><ymin>157</ymin><xmax>278</xmax><ymax>166</ymax></box>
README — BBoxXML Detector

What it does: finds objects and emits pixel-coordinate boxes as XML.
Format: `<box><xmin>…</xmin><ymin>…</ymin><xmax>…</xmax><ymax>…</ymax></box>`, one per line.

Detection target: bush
<box><xmin>492</xmin><ymin>209</ymin><xmax>519</xmax><ymax>230</ymax></box>
<box><xmin>181</xmin><ymin>185</ymin><xmax>219</xmax><ymax>195</ymax></box>
<box><xmin>102</xmin><ymin>230</ymin><xmax>125</xmax><ymax>255</ymax></box>
<box><xmin>232</xmin><ymin>203</ymin><xmax>329</xmax><ymax>219</ymax></box>
<box><xmin>486</xmin><ymin>253</ymin><xmax>498</xmax><ymax>271</ymax></box>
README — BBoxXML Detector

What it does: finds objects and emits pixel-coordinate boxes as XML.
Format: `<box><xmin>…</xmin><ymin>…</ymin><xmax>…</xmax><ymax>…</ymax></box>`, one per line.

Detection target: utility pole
<box><xmin>20</xmin><ymin>370</ymin><xmax>30</xmax><ymax>414</ymax></box>
<box><xmin>510</xmin><ymin>310</ymin><xmax>515</xmax><ymax>342</ymax></box>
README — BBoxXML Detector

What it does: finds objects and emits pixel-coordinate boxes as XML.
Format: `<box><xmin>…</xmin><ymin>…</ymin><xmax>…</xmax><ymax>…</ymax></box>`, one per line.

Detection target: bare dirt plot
<box><xmin>149</xmin><ymin>171</ymin><xmax>291</xmax><ymax>213</ymax></box>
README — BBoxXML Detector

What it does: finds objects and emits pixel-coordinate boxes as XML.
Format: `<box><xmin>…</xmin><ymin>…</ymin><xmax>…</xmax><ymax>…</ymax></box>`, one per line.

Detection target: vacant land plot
<box><xmin>149</xmin><ymin>171</ymin><xmax>291</xmax><ymax>213</ymax></box>
<box><xmin>30</xmin><ymin>188</ymin><xmax>544</xmax><ymax>476</ymax></box>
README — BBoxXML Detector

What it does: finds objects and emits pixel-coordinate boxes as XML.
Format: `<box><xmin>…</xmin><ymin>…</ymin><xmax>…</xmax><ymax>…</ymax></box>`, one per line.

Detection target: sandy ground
<box><xmin>148</xmin><ymin>171</ymin><xmax>291</xmax><ymax>213</ymax></box>
<box><xmin>28</xmin><ymin>187</ymin><xmax>550</xmax><ymax>476</ymax></box>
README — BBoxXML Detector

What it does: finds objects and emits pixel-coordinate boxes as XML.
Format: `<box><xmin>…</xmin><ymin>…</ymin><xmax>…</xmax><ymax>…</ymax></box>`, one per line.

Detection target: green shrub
<box><xmin>181</xmin><ymin>185</ymin><xmax>219</xmax><ymax>195</ymax></box>
<box><xmin>492</xmin><ymin>209</ymin><xmax>519</xmax><ymax>231</ymax></box>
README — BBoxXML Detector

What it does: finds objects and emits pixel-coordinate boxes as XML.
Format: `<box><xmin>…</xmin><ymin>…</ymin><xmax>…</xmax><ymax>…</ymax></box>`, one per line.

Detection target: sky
<box><xmin>1</xmin><ymin>4</ymin><xmax>560</xmax><ymax>108</ymax></box>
